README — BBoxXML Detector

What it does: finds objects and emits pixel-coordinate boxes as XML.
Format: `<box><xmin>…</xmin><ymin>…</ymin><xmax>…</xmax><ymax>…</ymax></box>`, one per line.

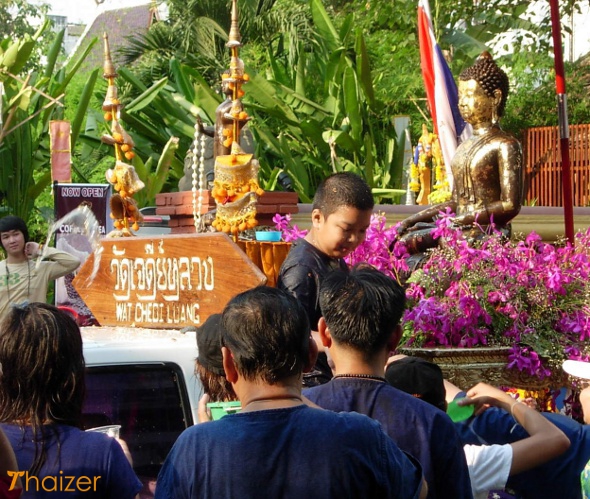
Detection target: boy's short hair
<box><xmin>312</xmin><ymin>172</ymin><xmax>374</xmax><ymax>216</ymax></box>
<box><xmin>385</xmin><ymin>357</ymin><xmax>447</xmax><ymax>412</ymax></box>
<box><xmin>221</xmin><ymin>286</ymin><xmax>311</xmax><ymax>384</ymax></box>
<box><xmin>0</xmin><ymin>215</ymin><xmax>29</xmax><ymax>249</ymax></box>
<box><xmin>319</xmin><ymin>266</ymin><xmax>405</xmax><ymax>356</ymax></box>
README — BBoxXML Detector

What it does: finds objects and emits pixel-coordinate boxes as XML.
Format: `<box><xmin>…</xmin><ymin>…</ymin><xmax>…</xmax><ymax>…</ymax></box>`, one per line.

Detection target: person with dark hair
<box><xmin>0</xmin><ymin>215</ymin><xmax>80</xmax><ymax>319</ymax></box>
<box><xmin>304</xmin><ymin>267</ymin><xmax>472</xmax><ymax>499</ymax></box>
<box><xmin>194</xmin><ymin>313</ymin><xmax>237</xmax><ymax>421</ymax></box>
<box><xmin>397</xmin><ymin>52</ymin><xmax>522</xmax><ymax>255</ymax></box>
<box><xmin>0</xmin><ymin>303</ymin><xmax>141</xmax><ymax>497</ymax></box>
<box><xmin>386</xmin><ymin>356</ymin><xmax>570</xmax><ymax>499</ymax></box>
<box><xmin>278</xmin><ymin>171</ymin><xmax>374</xmax><ymax>386</ymax></box>
<box><xmin>155</xmin><ymin>286</ymin><xmax>427</xmax><ymax>499</ymax></box>
<box><xmin>385</xmin><ymin>356</ymin><xmax>448</xmax><ymax>412</ymax></box>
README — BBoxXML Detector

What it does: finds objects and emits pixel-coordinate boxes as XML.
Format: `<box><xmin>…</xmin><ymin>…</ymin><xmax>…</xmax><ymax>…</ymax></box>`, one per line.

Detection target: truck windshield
<box><xmin>83</xmin><ymin>363</ymin><xmax>193</xmax><ymax>498</ymax></box>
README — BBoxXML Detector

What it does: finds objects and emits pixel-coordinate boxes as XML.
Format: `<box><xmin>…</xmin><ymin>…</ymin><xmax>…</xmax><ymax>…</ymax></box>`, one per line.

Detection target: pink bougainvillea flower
<box><xmin>274</xmin><ymin>211</ymin><xmax>590</xmax><ymax>380</ymax></box>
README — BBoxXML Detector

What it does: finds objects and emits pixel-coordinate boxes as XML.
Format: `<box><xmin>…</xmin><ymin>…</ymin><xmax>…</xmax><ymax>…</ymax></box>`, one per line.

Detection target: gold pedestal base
<box><xmin>398</xmin><ymin>347</ymin><xmax>568</xmax><ymax>391</ymax></box>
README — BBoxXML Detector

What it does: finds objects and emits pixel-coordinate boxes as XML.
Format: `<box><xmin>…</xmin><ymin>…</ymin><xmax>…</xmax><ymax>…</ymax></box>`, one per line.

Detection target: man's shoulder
<box><xmin>373</xmin><ymin>383</ymin><xmax>456</xmax><ymax>427</ymax></box>
<box><xmin>301</xmin><ymin>406</ymin><xmax>386</xmax><ymax>438</ymax></box>
<box><xmin>180</xmin><ymin>407</ymin><xmax>384</xmax><ymax>445</ymax></box>
<box><xmin>307</xmin><ymin>381</ymin><xmax>453</xmax><ymax>426</ymax></box>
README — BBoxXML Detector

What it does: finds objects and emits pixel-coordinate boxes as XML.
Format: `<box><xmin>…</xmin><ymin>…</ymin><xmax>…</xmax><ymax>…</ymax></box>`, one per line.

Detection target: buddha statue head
<box><xmin>458</xmin><ymin>52</ymin><xmax>509</xmax><ymax>126</ymax></box>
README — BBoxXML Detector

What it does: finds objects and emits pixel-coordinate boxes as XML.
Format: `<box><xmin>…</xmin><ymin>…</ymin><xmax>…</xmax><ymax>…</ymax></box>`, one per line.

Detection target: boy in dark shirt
<box><xmin>304</xmin><ymin>267</ymin><xmax>473</xmax><ymax>499</ymax></box>
<box><xmin>278</xmin><ymin>172</ymin><xmax>373</xmax><ymax>386</ymax></box>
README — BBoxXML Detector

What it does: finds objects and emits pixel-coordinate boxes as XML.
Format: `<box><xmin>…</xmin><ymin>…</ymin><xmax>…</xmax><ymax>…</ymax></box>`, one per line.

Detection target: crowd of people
<box><xmin>182</xmin><ymin>171</ymin><xmax>590</xmax><ymax>499</ymax></box>
<box><xmin>0</xmin><ymin>165</ymin><xmax>588</xmax><ymax>497</ymax></box>
<box><xmin>1</xmin><ymin>171</ymin><xmax>590</xmax><ymax>498</ymax></box>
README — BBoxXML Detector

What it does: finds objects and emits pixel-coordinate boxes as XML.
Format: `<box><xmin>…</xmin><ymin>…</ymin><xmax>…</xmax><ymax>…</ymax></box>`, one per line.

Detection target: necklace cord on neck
<box><xmin>332</xmin><ymin>374</ymin><xmax>387</xmax><ymax>382</ymax></box>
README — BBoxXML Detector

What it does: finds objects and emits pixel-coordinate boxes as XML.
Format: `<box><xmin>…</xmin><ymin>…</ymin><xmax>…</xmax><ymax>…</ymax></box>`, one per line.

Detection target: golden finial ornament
<box><xmin>227</xmin><ymin>0</ymin><xmax>241</xmax><ymax>48</ymax></box>
<box><xmin>102</xmin><ymin>33</ymin><xmax>117</xmax><ymax>79</ymax></box>
<box><xmin>100</xmin><ymin>32</ymin><xmax>145</xmax><ymax>237</ymax></box>
<box><xmin>210</xmin><ymin>0</ymin><xmax>263</xmax><ymax>237</ymax></box>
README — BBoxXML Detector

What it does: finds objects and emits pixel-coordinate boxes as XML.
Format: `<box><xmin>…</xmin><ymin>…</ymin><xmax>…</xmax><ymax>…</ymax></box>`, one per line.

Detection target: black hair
<box><xmin>0</xmin><ymin>215</ymin><xmax>29</xmax><ymax>249</ymax></box>
<box><xmin>312</xmin><ymin>172</ymin><xmax>374</xmax><ymax>217</ymax></box>
<box><xmin>221</xmin><ymin>286</ymin><xmax>311</xmax><ymax>384</ymax></box>
<box><xmin>0</xmin><ymin>303</ymin><xmax>85</xmax><ymax>474</ymax></box>
<box><xmin>195</xmin><ymin>362</ymin><xmax>237</xmax><ymax>402</ymax></box>
<box><xmin>459</xmin><ymin>51</ymin><xmax>509</xmax><ymax>117</ymax></box>
<box><xmin>319</xmin><ymin>266</ymin><xmax>406</xmax><ymax>357</ymax></box>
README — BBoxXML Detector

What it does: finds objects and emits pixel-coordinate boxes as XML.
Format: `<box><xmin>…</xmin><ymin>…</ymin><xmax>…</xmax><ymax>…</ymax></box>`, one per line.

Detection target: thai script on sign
<box><xmin>110</xmin><ymin>254</ymin><xmax>214</xmax><ymax>301</ymax></box>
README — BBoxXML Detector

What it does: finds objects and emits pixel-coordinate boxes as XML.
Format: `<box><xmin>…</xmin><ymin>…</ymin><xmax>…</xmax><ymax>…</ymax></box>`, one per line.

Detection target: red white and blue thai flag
<box><xmin>418</xmin><ymin>0</ymin><xmax>469</xmax><ymax>188</ymax></box>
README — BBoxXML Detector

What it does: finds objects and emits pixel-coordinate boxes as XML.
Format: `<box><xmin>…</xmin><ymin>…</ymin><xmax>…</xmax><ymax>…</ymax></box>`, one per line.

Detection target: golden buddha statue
<box><xmin>398</xmin><ymin>52</ymin><xmax>523</xmax><ymax>254</ymax></box>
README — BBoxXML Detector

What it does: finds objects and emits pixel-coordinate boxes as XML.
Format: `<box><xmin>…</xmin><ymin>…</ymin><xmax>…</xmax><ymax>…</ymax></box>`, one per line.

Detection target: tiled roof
<box><xmin>70</xmin><ymin>4</ymin><xmax>153</xmax><ymax>74</ymax></box>
<box><xmin>67</xmin><ymin>24</ymin><xmax>86</xmax><ymax>37</ymax></box>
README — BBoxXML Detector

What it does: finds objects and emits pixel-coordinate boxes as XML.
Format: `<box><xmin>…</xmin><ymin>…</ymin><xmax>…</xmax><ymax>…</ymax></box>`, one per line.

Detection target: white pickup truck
<box><xmin>81</xmin><ymin>326</ymin><xmax>202</xmax><ymax>498</ymax></box>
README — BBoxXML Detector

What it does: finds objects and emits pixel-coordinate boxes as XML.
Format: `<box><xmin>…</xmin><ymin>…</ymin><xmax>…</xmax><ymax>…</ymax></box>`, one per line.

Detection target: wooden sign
<box><xmin>72</xmin><ymin>233</ymin><xmax>267</xmax><ymax>328</ymax></box>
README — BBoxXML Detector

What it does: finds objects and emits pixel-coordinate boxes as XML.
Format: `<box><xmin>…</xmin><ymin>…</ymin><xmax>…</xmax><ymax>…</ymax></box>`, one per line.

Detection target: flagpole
<box><xmin>549</xmin><ymin>0</ymin><xmax>574</xmax><ymax>244</ymax></box>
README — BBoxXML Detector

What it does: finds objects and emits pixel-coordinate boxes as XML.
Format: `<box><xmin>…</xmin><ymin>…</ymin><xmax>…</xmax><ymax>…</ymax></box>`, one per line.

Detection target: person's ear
<box><xmin>318</xmin><ymin>317</ymin><xmax>332</xmax><ymax>348</ymax></box>
<box><xmin>387</xmin><ymin>324</ymin><xmax>403</xmax><ymax>353</ymax></box>
<box><xmin>222</xmin><ymin>346</ymin><xmax>238</xmax><ymax>383</ymax></box>
<box><xmin>303</xmin><ymin>334</ymin><xmax>319</xmax><ymax>373</ymax></box>
<box><xmin>311</xmin><ymin>209</ymin><xmax>324</xmax><ymax>229</ymax></box>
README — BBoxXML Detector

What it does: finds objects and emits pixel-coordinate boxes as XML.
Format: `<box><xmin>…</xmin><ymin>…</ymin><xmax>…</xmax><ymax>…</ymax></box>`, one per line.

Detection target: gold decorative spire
<box><xmin>100</xmin><ymin>32</ymin><xmax>144</xmax><ymax>236</ymax></box>
<box><xmin>211</xmin><ymin>0</ymin><xmax>262</xmax><ymax>238</ymax></box>
<box><xmin>227</xmin><ymin>0</ymin><xmax>241</xmax><ymax>48</ymax></box>
<box><xmin>102</xmin><ymin>33</ymin><xmax>117</xmax><ymax>79</ymax></box>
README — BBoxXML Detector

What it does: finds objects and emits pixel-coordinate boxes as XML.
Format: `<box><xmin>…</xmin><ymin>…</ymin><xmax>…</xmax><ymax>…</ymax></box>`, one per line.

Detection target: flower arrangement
<box><xmin>275</xmin><ymin>210</ymin><xmax>590</xmax><ymax>381</ymax></box>
<box><xmin>398</xmin><ymin>213</ymin><xmax>590</xmax><ymax>380</ymax></box>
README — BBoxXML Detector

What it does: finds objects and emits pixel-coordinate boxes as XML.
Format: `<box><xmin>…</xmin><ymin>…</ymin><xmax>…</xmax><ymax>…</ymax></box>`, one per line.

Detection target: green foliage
<box><xmin>56</xmin><ymin>0</ymin><xmax>590</xmax><ymax>211</ymax></box>
<box><xmin>324</xmin><ymin>0</ymin><xmax>589</xmax><ymax>139</ymax></box>
<box><xmin>78</xmin><ymin>65</ymin><xmax>193</xmax><ymax>206</ymax></box>
<box><xmin>501</xmin><ymin>54</ymin><xmax>590</xmax><ymax>136</ymax></box>
<box><xmin>0</xmin><ymin>24</ymin><xmax>97</xmax><ymax>223</ymax></box>
<box><xmin>0</xmin><ymin>0</ymin><xmax>57</xmax><ymax>72</ymax></box>
<box><xmin>240</xmin><ymin>0</ymin><xmax>409</xmax><ymax>202</ymax></box>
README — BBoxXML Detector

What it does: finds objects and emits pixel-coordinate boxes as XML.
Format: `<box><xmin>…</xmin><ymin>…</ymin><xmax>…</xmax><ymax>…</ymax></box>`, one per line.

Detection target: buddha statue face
<box><xmin>458</xmin><ymin>51</ymin><xmax>509</xmax><ymax>128</ymax></box>
<box><xmin>458</xmin><ymin>79</ymin><xmax>501</xmax><ymax>127</ymax></box>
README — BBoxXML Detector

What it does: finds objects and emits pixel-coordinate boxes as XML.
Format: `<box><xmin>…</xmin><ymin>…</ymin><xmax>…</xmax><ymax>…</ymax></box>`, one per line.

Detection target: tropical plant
<box><xmin>83</xmin><ymin>0</ymin><xmax>407</xmax><ymax>205</ymax></box>
<box><xmin>78</xmin><ymin>61</ymin><xmax>196</xmax><ymax>206</ymax></box>
<box><xmin>323</xmin><ymin>0</ymin><xmax>588</xmax><ymax>138</ymax></box>
<box><xmin>0</xmin><ymin>22</ymin><xmax>97</xmax><ymax>223</ymax></box>
<box><xmin>119</xmin><ymin>0</ymin><xmax>309</xmax><ymax>88</ymax></box>
<box><xmin>0</xmin><ymin>0</ymin><xmax>56</xmax><ymax>72</ymax></box>
<box><xmin>243</xmin><ymin>0</ymin><xmax>408</xmax><ymax>202</ymax></box>
<box><xmin>502</xmin><ymin>55</ymin><xmax>590</xmax><ymax>136</ymax></box>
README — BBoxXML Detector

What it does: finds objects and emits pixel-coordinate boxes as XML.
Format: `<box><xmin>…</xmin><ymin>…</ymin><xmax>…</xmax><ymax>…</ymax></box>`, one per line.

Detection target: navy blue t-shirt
<box><xmin>1</xmin><ymin>423</ymin><xmax>141</xmax><ymax>498</ymax></box>
<box><xmin>304</xmin><ymin>378</ymin><xmax>473</xmax><ymax>499</ymax></box>
<box><xmin>454</xmin><ymin>405</ymin><xmax>590</xmax><ymax>499</ymax></box>
<box><xmin>155</xmin><ymin>404</ymin><xmax>424</xmax><ymax>499</ymax></box>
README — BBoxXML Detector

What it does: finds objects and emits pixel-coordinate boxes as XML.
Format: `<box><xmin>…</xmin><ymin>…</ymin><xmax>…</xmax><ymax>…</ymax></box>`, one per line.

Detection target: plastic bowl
<box><xmin>255</xmin><ymin>231</ymin><xmax>282</xmax><ymax>242</ymax></box>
